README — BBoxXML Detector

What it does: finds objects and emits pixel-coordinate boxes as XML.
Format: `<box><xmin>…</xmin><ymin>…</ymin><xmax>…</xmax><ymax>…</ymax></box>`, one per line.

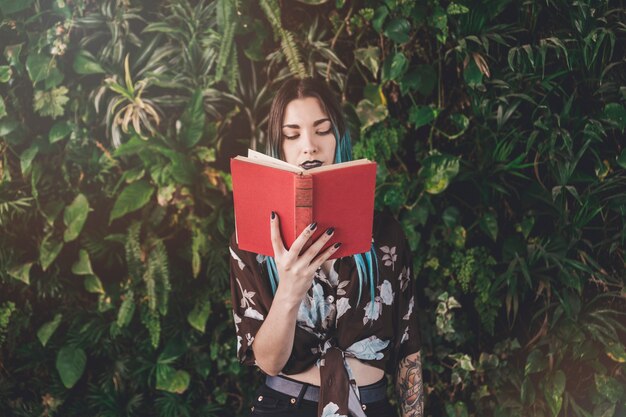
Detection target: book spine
<box><xmin>294</xmin><ymin>174</ymin><xmax>313</xmax><ymax>238</ymax></box>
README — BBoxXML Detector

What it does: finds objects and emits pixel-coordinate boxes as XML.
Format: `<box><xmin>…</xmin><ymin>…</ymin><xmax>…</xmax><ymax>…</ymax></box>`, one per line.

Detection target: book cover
<box><xmin>231</xmin><ymin>151</ymin><xmax>376</xmax><ymax>259</ymax></box>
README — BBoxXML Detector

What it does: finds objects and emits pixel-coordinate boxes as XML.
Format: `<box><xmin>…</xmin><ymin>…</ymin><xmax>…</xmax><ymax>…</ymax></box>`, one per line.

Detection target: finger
<box><xmin>301</xmin><ymin>227</ymin><xmax>335</xmax><ymax>262</ymax></box>
<box><xmin>269</xmin><ymin>211</ymin><xmax>286</xmax><ymax>257</ymax></box>
<box><xmin>308</xmin><ymin>242</ymin><xmax>342</xmax><ymax>272</ymax></box>
<box><xmin>287</xmin><ymin>221</ymin><xmax>319</xmax><ymax>257</ymax></box>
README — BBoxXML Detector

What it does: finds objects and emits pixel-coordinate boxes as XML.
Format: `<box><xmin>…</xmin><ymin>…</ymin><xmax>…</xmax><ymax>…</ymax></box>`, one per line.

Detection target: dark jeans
<box><xmin>248</xmin><ymin>379</ymin><xmax>398</xmax><ymax>417</ymax></box>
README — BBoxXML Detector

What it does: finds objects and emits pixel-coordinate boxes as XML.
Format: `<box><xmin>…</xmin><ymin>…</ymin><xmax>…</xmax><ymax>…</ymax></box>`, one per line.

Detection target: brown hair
<box><xmin>266</xmin><ymin>78</ymin><xmax>348</xmax><ymax>161</ymax></box>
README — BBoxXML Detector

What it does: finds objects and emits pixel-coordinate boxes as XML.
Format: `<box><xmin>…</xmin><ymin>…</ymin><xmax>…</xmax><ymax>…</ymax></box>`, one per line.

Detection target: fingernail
<box><xmin>271</xmin><ymin>211</ymin><xmax>276</xmax><ymax>220</ymax></box>
<box><xmin>326</xmin><ymin>227</ymin><xmax>335</xmax><ymax>235</ymax></box>
<box><xmin>309</xmin><ymin>221</ymin><xmax>317</xmax><ymax>231</ymax></box>
<box><xmin>333</xmin><ymin>242</ymin><xmax>342</xmax><ymax>249</ymax></box>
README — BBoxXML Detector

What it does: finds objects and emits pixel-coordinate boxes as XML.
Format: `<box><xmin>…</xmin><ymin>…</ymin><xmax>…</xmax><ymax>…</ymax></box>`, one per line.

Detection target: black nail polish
<box><xmin>326</xmin><ymin>227</ymin><xmax>335</xmax><ymax>235</ymax></box>
<box><xmin>333</xmin><ymin>242</ymin><xmax>342</xmax><ymax>249</ymax></box>
<box><xmin>271</xmin><ymin>211</ymin><xmax>276</xmax><ymax>219</ymax></box>
<box><xmin>309</xmin><ymin>221</ymin><xmax>317</xmax><ymax>231</ymax></box>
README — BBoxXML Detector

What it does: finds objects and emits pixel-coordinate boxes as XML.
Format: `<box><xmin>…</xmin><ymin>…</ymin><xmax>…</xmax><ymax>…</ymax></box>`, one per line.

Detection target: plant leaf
<box><xmin>37</xmin><ymin>313</ymin><xmax>62</xmax><ymax>347</ymax></box>
<box><xmin>178</xmin><ymin>89</ymin><xmax>205</xmax><ymax>148</ymax></box>
<box><xmin>109</xmin><ymin>180</ymin><xmax>155</xmax><ymax>223</ymax></box>
<box><xmin>156</xmin><ymin>364</ymin><xmax>190</xmax><ymax>394</ymax></box>
<box><xmin>187</xmin><ymin>300</ymin><xmax>211</xmax><ymax>333</ymax></box>
<box><xmin>73</xmin><ymin>49</ymin><xmax>106</xmax><ymax>75</ymax></box>
<box><xmin>84</xmin><ymin>275</ymin><xmax>105</xmax><ymax>294</ymax></box>
<box><xmin>8</xmin><ymin>262</ymin><xmax>33</xmax><ymax>284</ymax></box>
<box><xmin>384</xmin><ymin>18</ymin><xmax>411</xmax><ymax>43</ymax></box>
<box><xmin>71</xmin><ymin>249</ymin><xmax>94</xmax><ymax>275</ymax></box>
<box><xmin>544</xmin><ymin>370</ymin><xmax>566</xmax><ymax>417</ymax></box>
<box><xmin>64</xmin><ymin>193</ymin><xmax>90</xmax><ymax>242</ymax></box>
<box><xmin>354</xmin><ymin>47</ymin><xmax>380</xmax><ymax>79</ymax></box>
<box><xmin>56</xmin><ymin>346</ymin><xmax>87</xmax><ymax>388</ymax></box>
<box><xmin>40</xmin><ymin>232</ymin><xmax>64</xmax><ymax>272</ymax></box>
<box><xmin>49</xmin><ymin>120</ymin><xmax>72</xmax><ymax>143</ymax></box>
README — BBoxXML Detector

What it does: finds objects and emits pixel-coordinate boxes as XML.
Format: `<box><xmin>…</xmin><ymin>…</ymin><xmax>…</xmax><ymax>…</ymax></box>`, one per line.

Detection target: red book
<box><xmin>231</xmin><ymin>150</ymin><xmax>377</xmax><ymax>259</ymax></box>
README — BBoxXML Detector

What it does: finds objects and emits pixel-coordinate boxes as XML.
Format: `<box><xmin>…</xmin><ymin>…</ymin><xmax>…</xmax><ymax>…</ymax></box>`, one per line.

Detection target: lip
<box><xmin>300</xmin><ymin>160</ymin><xmax>323</xmax><ymax>170</ymax></box>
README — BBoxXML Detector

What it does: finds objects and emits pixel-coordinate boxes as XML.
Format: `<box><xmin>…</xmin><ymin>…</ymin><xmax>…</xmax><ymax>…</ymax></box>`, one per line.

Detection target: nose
<box><xmin>300</xmin><ymin>130</ymin><xmax>318</xmax><ymax>155</ymax></box>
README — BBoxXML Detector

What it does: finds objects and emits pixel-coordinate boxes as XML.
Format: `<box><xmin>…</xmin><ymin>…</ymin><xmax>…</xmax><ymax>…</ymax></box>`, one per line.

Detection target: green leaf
<box><xmin>521</xmin><ymin>376</ymin><xmax>536</xmax><ymax>405</ymax></box>
<box><xmin>606</xmin><ymin>342</ymin><xmax>626</xmax><ymax>363</ymax></box>
<box><xmin>384</xmin><ymin>18</ymin><xmax>411</xmax><ymax>43</ymax></box>
<box><xmin>84</xmin><ymin>275</ymin><xmax>105</xmax><ymax>294</ymax></box>
<box><xmin>187</xmin><ymin>299</ymin><xmax>211</xmax><ymax>333</ymax></box>
<box><xmin>0</xmin><ymin>96</ymin><xmax>6</xmax><ymax>119</ymax></box>
<box><xmin>0</xmin><ymin>65</ymin><xmax>12</xmax><ymax>83</ymax></box>
<box><xmin>8</xmin><ymin>262</ymin><xmax>33</xmax><ymax>285</ymax></box>
<box><xmin>602</xmin><ymin>103</ymin><xmax>626</xmax><ymax>132</ymax></box>
<box><xmin>419</xmin><ymin>152</ymin><xmax>460</xmax><ymax>194</ymax></box>
<box><xmin>354</xmin><ymin>47</ymin><xmax>380</xmax><ymax>78</ymax></box>
<box><xmin>525</xmin><ymin>349</ymin><xmax>547</xmax><ymax>375</ymax></box>
<box><xmin>382</xmin><ymin>52</ymin><xmax>409</xmax><ymax>81</ymax></box>
<box><xmin>0</xmin><ymin>0</ymin><xmax>35</xmax><ymax>14</ymax></box>
<box><xmin>372</xmin><ymin>6</ymin><xmax>389</xmax><ymax>32</ymax></box>
<box><xmin>409</xmin><ymin>105</ymin><xmax>437</xmax><ymax>128</ymax></box>
<box><xmin>73</xmin><ymin>49</ymin><xmax>106</xmax><ymax>75</ymax></box>
<box><xmin>109</xmin><ymin>180</ymin><xmax>155</xmax><ymax>223</ymax></box>
<box><xmin>37</xmin><ymin>313</ymin><xmax>62</xmax><ymax>347</ymax></box>
<box><xmin>445</xmin><ymin>401</ymin><xmax>469</xmax><ymax>417</ymax></box>
<box><xmin>447</xmin><ymin>2</ymin><xmax>470</xmax><ymax>14</ymax></box>
<box><xmin>40</xmin><ymin>233</ymin><xmax>64</xmax><ymax>272</ymax></box>
<box><xmin>33</xmin><ymin>86</ymin><xmax>69</xmax><ymax>119</ymax></box>
<box><xmin>595</xmin><ymin>374</ymin><xmax>625</xmax><ymax>403</ymax></box>
<box><xmin>64</xmin><ymin>194</ymin><xmax>90</xmax><ymax>242</ymax></box>
<box><xmin>544</xmin><ymin>370</ymin><xmax>566</xmax><ymax>417</ymax></box>
<box><xmin>49</xmin><ymin>120</ymin><xmax>72</xmax><ymax>143</ymax></box>
<box><xmin>71</xmin><ymin>249</ymin><xmax>94</xmax><ymax>275</ymax></box>
<box><xmin>178</xmin><ymin>89</ymin><xmax>205</xmax><ymax>148</ymax></box>
<box><xmin>451</xmin><ymin>353</ymin><xmax>475</xmax><ymax>371</ymax></box>
<box><xmin>0</xmin><ymin>119</ymin><xmax>19</xmax><ymax>136</ymax></box>
<box><xmin>355</xmin><ymin>99</ymin><xmax>388</xmax><ymax>132</ymax></box>
<box><xmin>56</xmin><ymin>346</ymin><xmax>87</xmax><ymax>388</ymax></box>
<box><xmin>616</xmin><ymin>149</ymin><xmax>626</xmax><ymax>169</ymax></box>
<box><xmin>480</xmin><ymin>212</ymin><xmax>498</xmax><ymax>241</ymax></box>
<box><xmin>20</xmin><ymin>144</ymin><xmax>38</xmax><ymax>175</ymax></box>
<box><xmin>156</xmin><ymin>364</ymin><xmax>190</xmax><ymax>394</ymax></box>
<box><xmin>117</xmin><ymin>290</ymin><xmax>135</xmax><ymax>328</ymax></box>
<box><xmin>400</xmin><ymin>64</ymin><xmax>437</xmax><ymax>96</ymax></box>
<box><xmin>464</xmin><ymin>58</ymin><xmax>483</xmax><ymax>88</ymax></box>
<box><xmin>26</xmin><ymin>53</ymin><xmax>56</xmax><ymax>84</ymax></box>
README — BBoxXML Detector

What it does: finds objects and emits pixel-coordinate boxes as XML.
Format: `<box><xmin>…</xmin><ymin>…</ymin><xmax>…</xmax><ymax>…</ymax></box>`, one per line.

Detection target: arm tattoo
<box><xmin>396</xmin><ymin>351</ymin><xmax>424</xmax><ymax>417</ymax></box>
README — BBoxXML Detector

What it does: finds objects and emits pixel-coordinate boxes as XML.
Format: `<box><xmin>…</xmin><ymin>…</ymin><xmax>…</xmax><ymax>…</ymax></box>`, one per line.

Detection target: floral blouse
<box><xmin>229</xmin><ymin>211</ymin><xmax>421</xmax><ymax>417</ymax></box>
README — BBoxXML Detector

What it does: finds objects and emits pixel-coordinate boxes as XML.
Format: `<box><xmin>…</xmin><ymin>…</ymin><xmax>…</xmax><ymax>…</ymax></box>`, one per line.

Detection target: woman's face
<box><xmin>281</xmin><ymin>97</ymin><xmax>336</xmax><ymax>169</ymax></box>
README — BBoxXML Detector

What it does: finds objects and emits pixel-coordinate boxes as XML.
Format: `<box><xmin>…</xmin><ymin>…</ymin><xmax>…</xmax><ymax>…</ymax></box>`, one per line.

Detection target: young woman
<box><xmin>229</xmin><ymin>78</ymin><xmax>423</xmax><ymax>417</ymax></box>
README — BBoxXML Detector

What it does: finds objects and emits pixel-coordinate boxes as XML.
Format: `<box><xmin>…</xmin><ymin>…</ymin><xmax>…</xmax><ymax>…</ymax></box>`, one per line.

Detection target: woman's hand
<box><xmin>270</xmin><ymin>211</ymin><xmax>341</xmax><ymax>301</ymax></box>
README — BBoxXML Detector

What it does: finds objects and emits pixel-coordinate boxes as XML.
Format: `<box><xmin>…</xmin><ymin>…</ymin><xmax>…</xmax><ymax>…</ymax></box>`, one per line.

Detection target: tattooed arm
<box><xmin>396</xmin><ymin>351</ymin><xmax>424</xmax><ymax>417</ymax></box>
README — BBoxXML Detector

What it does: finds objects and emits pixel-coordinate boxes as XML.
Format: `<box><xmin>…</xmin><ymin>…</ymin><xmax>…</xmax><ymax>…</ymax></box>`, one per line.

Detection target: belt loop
<box><xmin>295</xmin><ymin>381</ymin><xmax>309</xmax><ymax>407</ymax></box>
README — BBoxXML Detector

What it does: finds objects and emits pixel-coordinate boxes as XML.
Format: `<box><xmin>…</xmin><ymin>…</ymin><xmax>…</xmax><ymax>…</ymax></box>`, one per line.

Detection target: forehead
<box><xmin>282</xmin><ymin>97</ymin><xmax>329</xmax><ymax>125</ymax></box>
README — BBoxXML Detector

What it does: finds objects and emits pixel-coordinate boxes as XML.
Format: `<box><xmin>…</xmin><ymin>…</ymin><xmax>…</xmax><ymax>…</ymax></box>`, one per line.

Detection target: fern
<box><xmin>0</xmin><ymin>197</ymin><xmax>34</xmax><ymax>226</ymax></box>
<box><xmin>125</xmin><ymin>222</ymin><xmax>143</xmax><ymax>280</ymax></box>
<box><xmin>141</xmin><ymin>305</ymin><xmax>161</xmax><ymax>348</ymax></box>
<box><xmin>215</xmin><ymin>0</ymin><xmax>237</xmax><ymax>89</ymax></box>
<box><xmin>116</xmin><ymin>289</ymin><xmax>135</xmax><ymax>328</ymax></box>
<box><xmin>151</xmin><ymin>239</ymin><xmax>170</xmax><ymax>316</ymax></box>
<box><xmin>280</xmin><ymin>29</ymin><xmax>307</xmax><ymax>78</ymax></box>
<box><xmin>260</xmin><ymin>0</ymin><xmax>307</xmax><ymax>78</ymax></box>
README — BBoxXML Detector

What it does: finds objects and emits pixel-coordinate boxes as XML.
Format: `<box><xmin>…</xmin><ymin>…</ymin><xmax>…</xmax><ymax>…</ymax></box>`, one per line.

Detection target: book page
<box><xmin>242</xmin><ymin>149</ymin><xmax>372</xmax><ymax>174</ymax></box>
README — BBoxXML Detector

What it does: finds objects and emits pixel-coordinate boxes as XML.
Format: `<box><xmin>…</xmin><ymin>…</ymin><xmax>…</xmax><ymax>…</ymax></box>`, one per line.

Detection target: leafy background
<box><xmin>0</xmin><ymin>0</ymin><xmax>625</xmax><ymax>416</ymax></box>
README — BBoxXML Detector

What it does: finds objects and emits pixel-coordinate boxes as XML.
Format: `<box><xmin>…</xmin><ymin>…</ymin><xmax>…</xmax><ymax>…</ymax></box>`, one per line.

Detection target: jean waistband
<box><xmin>265</xmin><ymin>375</ymin><xmax>387</xmax><ymax>404</ymax></box>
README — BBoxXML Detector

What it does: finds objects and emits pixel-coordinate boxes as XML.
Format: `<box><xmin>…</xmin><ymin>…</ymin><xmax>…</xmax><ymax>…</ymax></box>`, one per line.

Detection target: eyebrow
<box><xmin>282</xmin><ymin>118</ymin><xmax>331</xmax><ymax>129</ymax></box>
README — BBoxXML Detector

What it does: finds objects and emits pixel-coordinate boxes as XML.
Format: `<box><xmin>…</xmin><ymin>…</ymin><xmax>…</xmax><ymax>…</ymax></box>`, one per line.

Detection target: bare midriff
<box><xmin>280</xmin><ymin>358</ymin><xmax>385</xmax><ymax>386</ymax></box>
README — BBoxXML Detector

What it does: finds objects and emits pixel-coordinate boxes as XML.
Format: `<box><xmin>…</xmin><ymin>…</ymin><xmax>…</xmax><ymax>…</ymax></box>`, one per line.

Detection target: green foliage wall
<box><xmin>0</xmin><ymin>0</ymin><xmax>624</xmax><ymax>416</ymax></box>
